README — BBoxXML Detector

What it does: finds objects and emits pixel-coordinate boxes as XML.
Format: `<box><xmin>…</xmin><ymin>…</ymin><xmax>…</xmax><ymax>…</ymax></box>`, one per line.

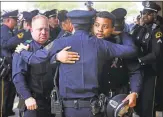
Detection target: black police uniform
<box><xmin>131</xmin><ymin>2</ymin><xmax>163</xmax><ymax>117</ymax></box>
<box><xmin>155</xmin><ymin>15</ymin><xmax>163</xmax><ymax>111</ymax></box>
<box><xmin>0</xmin><ymin>10</ymin><xmax>18</xmax><ymax>117</ymax></box>
<box><xmin>100</xmin><ymin>33</ymin><xmax>142</xmax><ymax>98</ymax></box>
<box><xmin>12</xmin><ymin>39</ymin><xmax>55</xmax><ymax>117</ymax></box>
<box><xmin>99</xmin><ymin>9</ymin><xmax>141</xmax><ymax>99</ymax></box>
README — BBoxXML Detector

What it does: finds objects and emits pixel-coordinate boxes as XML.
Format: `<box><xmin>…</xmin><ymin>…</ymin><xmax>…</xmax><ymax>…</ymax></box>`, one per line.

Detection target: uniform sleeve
<box><xmin>6</xmin><ymin>32</ymin><xmax>26</xmax><ymax>50</ymax></box>
<box><xmin>139</xmin><ymin>30</ymin><xmax>163</xmax><ymax>64</ymax></box>
<box><xmin>125</xmin><ymin>58</ymin><xmax>142</xmax><ymax>94</ymax></box>
<box><xmin>19</xmin><ymin>39</ymin><xmax>64</xmax><ymax>64</ymax></box>
<box><xmin>100</xmin><ymin>35</ymin><xmax>137</xmax><ymax>59</ymax></box>
<box><xmin>12</xmin><ymin>53</ymin><xmax>32</xmax><ymax>100</ymax></box>
<box><xmin>1</xmin><ymin>27</ymin><xmax>13</xmax><ymax>50</ymax></box>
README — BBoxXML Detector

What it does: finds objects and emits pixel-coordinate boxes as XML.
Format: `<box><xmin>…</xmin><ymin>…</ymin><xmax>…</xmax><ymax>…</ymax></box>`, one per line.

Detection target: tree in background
<box><xmin>30</xmin><ymin>1</ymin><xmax>140</xmax><ymax>15</ymax></box>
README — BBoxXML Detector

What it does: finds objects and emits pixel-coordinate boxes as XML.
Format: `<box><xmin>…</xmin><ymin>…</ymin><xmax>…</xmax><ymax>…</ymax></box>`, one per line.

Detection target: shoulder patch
<box><xmin>25</xmin><ymin>40</ymin><xmax>33</xmax><ymax>44</ymax></box>
<box><xmin>155</xmin><ymin>32</ymin><xmax>163</xmax><ymax>39</ymax></box>
<box><xmin>17</xmin><ymin>32</ymin><xmax>24</xmax><ymax>39</ymax></box>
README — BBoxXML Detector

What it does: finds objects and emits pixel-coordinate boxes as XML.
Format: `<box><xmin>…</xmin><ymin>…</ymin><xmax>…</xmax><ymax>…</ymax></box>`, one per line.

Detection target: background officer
<box><xmin>44</xmin><ymin>9</ymin><xmax>61</xmax><ymax>41</ymax></box>
<box><xmin>15</xmin><ymin>10</ymin><xmax>137</xmax><ymax>117</ymax></box>
<box><xmin>131</xmin><ymin>2</ymin><xmax>163</xmax><ymax>117</ymax></box>
<box><xmin>0</xmin><ymin>10</ymin><xmax>18</xmax><ymax>117</ymax></box>
<box><xmin>92</xmin><ymin>11</ymin><xmax>141</xmax><ymax>108</ymax></box>
<box><xmin>6</xmin><ymin>11</ymin><xmax>39</xmax><ymax>50</ymax></box>
<box><xmin>111</xmin><ymin>8</ymin><xmax>130</xmax><ymax>33</ymax></box>
<box><xmin>84</xmin><ymin>1</ymin><xmax>96</xmax><ymax>12</ymax></box>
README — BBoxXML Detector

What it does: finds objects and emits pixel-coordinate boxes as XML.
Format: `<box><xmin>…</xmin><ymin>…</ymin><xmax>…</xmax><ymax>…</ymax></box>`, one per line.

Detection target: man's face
<box><xmin>49</xmin><ymin>16</ymin><xmax>59</xmax><ymax>27</ymax></box>
<box><xmin>93</xmin><ymin>17</ymin><xmax>114</xmax><ymax>39</ymax></box>
<box><xmin>31</xmin><ymin>18</ymin><xmax>49</xmax><ymax>44</ymax></box>
<box><xmin>9</xmin><ymin>18</ymin><xmax>17</xmax><ymax>29</ymax></box>
<box><xmin>142</xmin><ymin>10</ymin><xmax>154</xmax><ymax>24</ymax></box>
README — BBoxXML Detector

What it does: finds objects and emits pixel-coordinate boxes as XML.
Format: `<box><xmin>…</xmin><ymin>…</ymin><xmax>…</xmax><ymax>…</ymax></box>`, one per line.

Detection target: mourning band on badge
<box><xmin>17</xmin><ymin>32</ymin><xmax>24</xmax><ymax>39</ymax></box>
<box><xmin>155</xmin><ymin>32</ymin><xmax>163</xmax><ymax>39</ymax></box>
<box><xmin>145</xmin><ymin>33</ymin><xmax>149</xmax><ymax>39</ymax></box>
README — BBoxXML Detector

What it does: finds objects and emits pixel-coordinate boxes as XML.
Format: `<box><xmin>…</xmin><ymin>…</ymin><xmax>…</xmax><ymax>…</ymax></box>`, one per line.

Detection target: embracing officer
<box><xmin>92</xmin><ymin>10</ymin><xmax>142</xmax><ymax>109</ymax></box>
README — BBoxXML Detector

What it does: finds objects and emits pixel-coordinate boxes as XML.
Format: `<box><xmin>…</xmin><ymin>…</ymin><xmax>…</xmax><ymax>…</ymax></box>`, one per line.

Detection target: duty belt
<box><xmin>63</xmin><ymin>100</ymin><xmax>90</xmax><ymax>108</ymax></box>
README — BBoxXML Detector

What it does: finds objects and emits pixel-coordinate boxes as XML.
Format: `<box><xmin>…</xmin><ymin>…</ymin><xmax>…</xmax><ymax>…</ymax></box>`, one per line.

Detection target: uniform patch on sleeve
<box><xmin>25</xmin><ymin>40</ymin><xmax>32</xmax><ymax>44</ymax></box>
<box><xmin>155</xmin><ymin>32</ymin><xmax>163</xmax><ymax>39</ymax></box>
<box><xmin>17</xmin><ymin>32</ymin><xmax>24</xmax><ymax>39</ymax></box>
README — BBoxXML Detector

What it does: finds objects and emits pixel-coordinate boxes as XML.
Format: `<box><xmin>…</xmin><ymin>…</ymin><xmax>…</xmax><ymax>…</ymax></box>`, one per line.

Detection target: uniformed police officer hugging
<box><xmin>15</xmin><ymin>10</ymin><xmax>137</xmax><ymax>117</ymax></box>
<box><xmin>12</xmin><ymin>15</ymin><xmax>79</xmax><ymax>117</ymax></box>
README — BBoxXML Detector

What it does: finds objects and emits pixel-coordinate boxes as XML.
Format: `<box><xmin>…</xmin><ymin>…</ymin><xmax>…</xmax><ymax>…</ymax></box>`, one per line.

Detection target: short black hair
<box><xmin>96</xmin><ymin>11</ymin><xmax>115</xmax><ymax>27</ymax></box>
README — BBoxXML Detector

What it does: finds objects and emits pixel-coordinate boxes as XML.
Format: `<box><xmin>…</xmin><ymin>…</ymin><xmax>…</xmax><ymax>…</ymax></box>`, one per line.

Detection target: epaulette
<box><xmin>25</xmin><ymin>40</ymin><xmax>33</xmax><ymax>44</ymax></box>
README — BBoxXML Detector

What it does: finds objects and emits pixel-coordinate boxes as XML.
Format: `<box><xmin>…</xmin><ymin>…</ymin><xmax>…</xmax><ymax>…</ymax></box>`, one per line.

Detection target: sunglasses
<box><xmin>142</xmin><ymin>11</ymin><xmax>154</xmax><ymax>16</ymax></box>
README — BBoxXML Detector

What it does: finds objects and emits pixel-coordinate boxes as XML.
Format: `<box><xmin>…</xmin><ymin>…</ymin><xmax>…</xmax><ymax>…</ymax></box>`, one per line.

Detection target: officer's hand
<box><xmin>57</xmin><ymin>46</ymin><xmax>80</xmax><ymax>63</ymax></box>
<box><xmin>25</xmin><ymin>97</ymin><xmax>37</xmax><ymax>110</ymax></box>
<box><xmin>15</xmin><ymin>43</ymin><xmax>29</xmax><ymax>53</ymax></box>
<box><xmin>122</xmin><ymin>93</ymin><xmax>137</xmax><ymax>107</ymax></box>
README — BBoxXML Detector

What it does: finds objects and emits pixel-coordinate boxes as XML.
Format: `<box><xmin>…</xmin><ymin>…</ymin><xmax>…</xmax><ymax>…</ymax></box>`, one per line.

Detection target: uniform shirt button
<box><xmin>120</xmin><ymin>66</ymin><xmax>122</xmax><ymax>68</ymax></box>
<box><xmin>108</xmin><ymin>81</ymin><xmax>111</xmax><ymax>84</ymax></box>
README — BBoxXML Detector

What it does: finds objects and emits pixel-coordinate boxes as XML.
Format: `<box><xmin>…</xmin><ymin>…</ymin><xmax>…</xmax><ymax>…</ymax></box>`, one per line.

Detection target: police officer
<box><xmin>111</xmin><ymin>8</ymin><xmax>130</xmax><ymax>33</ymax></box>
<box><xmin>6</xmin><ymin>11</ymin><xmax>39</xmax><ymax>50</ymax></box>
<box><xmin>0</xmin><ymin>10</ymin><xmax>18</xmax><ymax>117</ymax></box>
<box><xmin>44</xmin><ymin>9</ymin><xmax>61</xmax><ymax>41</ymax></box>
<box><xmin>85</xmin><ymin>1</ymin><xmax>96</xmax><ymax>12</ymax></box>
<box><xmin>15</xmin><ymin>10</ymin><xmax>137</xmax><ymax>117</ymax></box>
<box><xmin>57</xmin><ymin>10</ymin><xmax>73</xmax><ymax>38</ymax></box>
<box><xmin>131</xmin><ymin>2</ymin><xmax>163</xmax><ymax>117</ymax></box>
<box><xmin>93</xmin><ymin>11</ymin><xmax>141</xmax><ymax>108</ymax></box>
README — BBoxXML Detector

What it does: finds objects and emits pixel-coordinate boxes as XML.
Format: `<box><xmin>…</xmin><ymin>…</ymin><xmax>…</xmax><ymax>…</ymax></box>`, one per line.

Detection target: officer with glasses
<box><xmin>131</xmin><ymin>1</ymin><xmax>163</xmax><ymax>117</ymax></box>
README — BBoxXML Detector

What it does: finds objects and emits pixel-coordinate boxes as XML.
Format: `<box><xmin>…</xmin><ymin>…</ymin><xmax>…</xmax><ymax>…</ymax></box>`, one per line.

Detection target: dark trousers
<box><xmin>23</xmin><ymin>98</ymin><xmax>54</xmax><ymax>117</ymax></box>
<box><xmin>135</xmin><ymin>75</ymin><xmax>157</xmax><ymax>117</ymax></box>
<box><xmin>64</xmin><ymin>108</ymin><xmax>103</xmax><ymax>117</ymax></box>
<box><xmin>0</xmin><ymin>79</ymin><xmax>16</xmax><ymax>117</ymax></box>
<box><xmin>155</xmin><ymin>74</ymin><xmax>163</xmax><ymax>111</ymax></box>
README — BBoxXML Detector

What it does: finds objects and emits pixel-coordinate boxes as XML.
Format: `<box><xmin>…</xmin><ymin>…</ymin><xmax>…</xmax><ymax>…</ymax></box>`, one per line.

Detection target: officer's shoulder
<box><xmin>1</xmin><ymin>25</ymin><xmax>9</xmax><ymax>32</ymax></box>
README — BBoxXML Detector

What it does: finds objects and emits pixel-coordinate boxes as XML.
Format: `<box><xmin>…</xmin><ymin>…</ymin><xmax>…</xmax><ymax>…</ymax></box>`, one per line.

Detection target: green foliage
<box><xmin>30</xmin><ymin>1</ymin><xmax>140</xmax><ymax>16</ymax></box>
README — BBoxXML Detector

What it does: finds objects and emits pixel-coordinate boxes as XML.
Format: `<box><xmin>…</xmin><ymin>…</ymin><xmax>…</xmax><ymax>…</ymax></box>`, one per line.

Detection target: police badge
<box><xmin>145</xmin><ymin>1</ymin><xmax>150</xmax><ymax>8</ymax></box>
<box><xmin>145</xmin><ymin>33</ymin><xmax>149</xmax><ymax>39</ymax></box>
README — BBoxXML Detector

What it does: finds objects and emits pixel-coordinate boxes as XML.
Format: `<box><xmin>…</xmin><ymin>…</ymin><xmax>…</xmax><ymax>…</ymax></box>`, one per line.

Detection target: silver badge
<box><xmin>145</xmin><ymin>33</ymin><xmax>149</xmax><ymax>39</ymax></box>
<box><xmin>145</xmin><ymin>1</ymin><xmax>150</xmax><ymax>7</ymax></box>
